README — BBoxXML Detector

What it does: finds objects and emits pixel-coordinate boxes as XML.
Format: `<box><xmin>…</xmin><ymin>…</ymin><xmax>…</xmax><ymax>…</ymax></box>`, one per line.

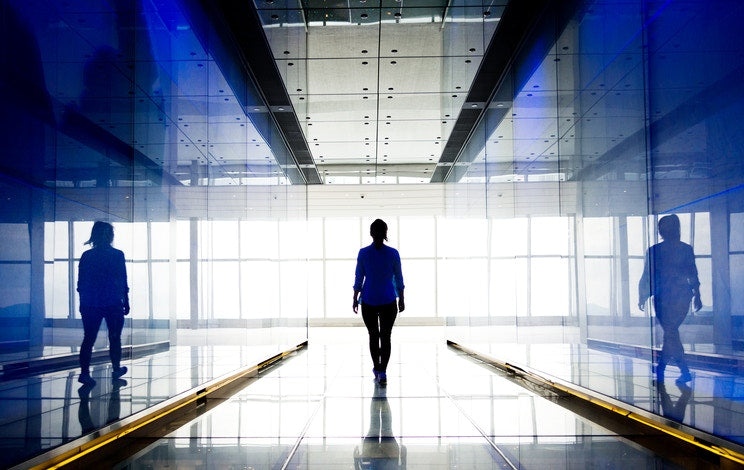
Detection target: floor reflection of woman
<box><xmin>657</xmin><ymin>382</ymin><xmax>692</xmax><ymax>422</ymax></box>
<box><xmin>638</xmin><ymin>214</ymin><xmax>702</xmax><ymax>384</ymax></box>
<box><xmin>353</xmin><ymin>383</ymin><xmax>406</xmax><ymax>470</ymax></box>
<box><xmin>353</xmin><ymin>219</ymin><xmax>405</xmax><ymax>386</ymax></box>
<box><xmin>77</xmin><ymin>221</ymin><xmax>130</xmax><ymax>387</ymax></box>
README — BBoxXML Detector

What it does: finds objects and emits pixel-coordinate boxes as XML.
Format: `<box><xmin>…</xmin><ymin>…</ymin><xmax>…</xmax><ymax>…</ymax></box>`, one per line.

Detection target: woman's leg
<box><xmin>656</xmin><ymin>295</ymin><xmax>691</xmax><ymax>380</ymax></box>
<box><xmin>80</xmin><ymin>309</ymin><xmax>104</xmax><ymax>375</ymax></box>
<box><xmin>103</xmin><ymin>309</ymin><xmax>125</xmax><ymax>371</ymax></box>
<box><xmin>377</xmin><ymin>302</ymin><xmax>398</xmax><ymax>373</ymax></box>
<box><xmin>663</xmin><ymin>327</ymin><xmax>688</xmax><ymax>373</ymax></box>
<box><xmin>361</xmin><ymin>304</ymin><xmax>382</xmax><ymax>371</ymax></box>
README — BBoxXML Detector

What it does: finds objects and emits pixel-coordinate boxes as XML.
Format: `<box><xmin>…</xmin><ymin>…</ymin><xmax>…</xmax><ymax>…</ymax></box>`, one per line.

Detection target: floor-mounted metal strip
<box><xmin>18</xmin><ymin>341</ymin><xmax>307</xmax><ymax>470</ymax></box>
<box><xmin>448</xmin><ymin>340</ymin><xmax>744</xmax><ymax>469</ymax></box>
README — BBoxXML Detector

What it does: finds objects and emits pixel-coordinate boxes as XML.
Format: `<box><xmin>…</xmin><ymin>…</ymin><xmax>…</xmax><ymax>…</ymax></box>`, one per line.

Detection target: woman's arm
<box><xmin>353</xmin><ymin>251</ymin><xmax>364</xmax><ymax>313</ymax></box>
<box><xmin>393</xmin><ymin>250</ymin><xmax>405</xmax><ymax>312</ymax></box>
<box><xmin>638</xmin><ymin>248</ymin><xmax>651</xmax><ymax>311</ymax></box>
<box><xmin>118</xmin><ymin>250</ymin><xmax>130</xmax><ymax>315</ymax></box>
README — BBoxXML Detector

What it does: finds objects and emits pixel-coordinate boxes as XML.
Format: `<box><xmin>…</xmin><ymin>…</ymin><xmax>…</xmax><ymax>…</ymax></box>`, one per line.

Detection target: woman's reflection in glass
<box><xmin>78</xmin><ymin>375</ymin><xmax>127</xmax><ymax>435</ymax></box>
<box><xmin>639</xmin><ymin>214</ymin><xmax>702</xmax><ymax>384</ymax></box>
<box><xmin>657</xmin><ymin>382</ymin><xmax>692</xmax><ymax>423</ymax></box>
<box><xmin>353</xmin><ymin>383</ymin><xmax>406</xmax><ymax>470</ymax></box>
<box><xmin>77</xmin><ymin>221</ymin><xmax>130</xmax><ymax>387</ymax></box>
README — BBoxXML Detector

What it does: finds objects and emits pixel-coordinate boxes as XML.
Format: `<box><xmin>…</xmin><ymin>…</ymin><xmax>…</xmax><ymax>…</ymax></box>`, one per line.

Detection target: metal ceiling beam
<box><xmin>433</xmin><ymin>0</ymin><xmax>581</xmax><ymax>183</ymax></box>
<box><xmin>184</xmin><ymin>0</ymin><xmax>322</xmax><ymax>184</ymax></box>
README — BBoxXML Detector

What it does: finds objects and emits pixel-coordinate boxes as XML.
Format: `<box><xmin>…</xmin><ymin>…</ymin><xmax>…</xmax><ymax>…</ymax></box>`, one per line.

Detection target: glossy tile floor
<box><xmin>0</xmin><ymin>342</ymin><xmax>286</xmax><ymax>468</ymax></box>
<box><xmin>113</xmin><ymin>328</ymin><xmax>686</xmax><ymax>469</ymax></box>
<box><xmin>456</xmin><ymin>340</ymin><xmax>744</xmax><ymax>446</ymax></box>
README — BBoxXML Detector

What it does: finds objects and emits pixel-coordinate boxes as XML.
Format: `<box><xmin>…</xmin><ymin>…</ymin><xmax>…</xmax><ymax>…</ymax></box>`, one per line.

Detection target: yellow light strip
<box><xmin>448</xmin><ymin>341</ymin><xmax>744</xmax><ymax>466</ymax></box>
<box><xmin>33</xmin><ymin>343</ymin><xmax>304</xmax><ymax>470</ymax></box>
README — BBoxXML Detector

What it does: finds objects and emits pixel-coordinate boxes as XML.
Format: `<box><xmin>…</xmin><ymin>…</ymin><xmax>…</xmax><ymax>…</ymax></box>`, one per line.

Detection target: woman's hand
<box><xmin>353</xmin><ymin>298</ymin><xmax>359</xmax><ymax>314</ymax></box>
<box><xmin>398</xmin><ymin>297</ymin><xmax>405</xmax><ymax>313</ymax></box>
<box><xmin>693</xmin><ymin>294</ymin><xmax>702</xmax><ymax>312</ymax></box>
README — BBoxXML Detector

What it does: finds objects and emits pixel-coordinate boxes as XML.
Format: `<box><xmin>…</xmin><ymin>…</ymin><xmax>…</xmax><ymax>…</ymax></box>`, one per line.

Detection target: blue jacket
<box><xmin>354</xmin><ymin>243</ymin><xmax>404</xmax><ymax>306</ymax></box>
<box><xmin>638</xmin><ymin>240</ymin><xmax>699</xmax><ymax>303</ymax></box>
<box><xmin>77</xmin><ymin>246</ymin><xmax>129</xmax><ymax>309</ymax></box>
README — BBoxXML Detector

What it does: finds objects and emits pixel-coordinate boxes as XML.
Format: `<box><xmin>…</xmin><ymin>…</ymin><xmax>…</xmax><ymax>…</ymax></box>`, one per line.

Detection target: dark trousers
<box><xmin>654</xmin><ymin>294</ymin><xmax>691</xmax><ymax>376</ymax></box>
<box><xmin>361</xmin><ymin>302</ymin><xmax>398</xmax><ymax>373</ymax></box>
<box><xmin>79</xmin><ymin>306</ymin><xmax>125</xmax><ymax>375</ymax></box>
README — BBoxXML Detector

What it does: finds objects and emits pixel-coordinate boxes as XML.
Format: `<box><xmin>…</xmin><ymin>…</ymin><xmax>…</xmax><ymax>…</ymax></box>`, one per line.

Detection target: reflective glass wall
<box><xmin>447</xmin><ymin>0</ymin><xmax>744</xmax><ymax>446</ymax></box>
<box><xmin>0</xmin><ymin>0</ymin><xmax>308</xmax><ymax>464</ymax></box>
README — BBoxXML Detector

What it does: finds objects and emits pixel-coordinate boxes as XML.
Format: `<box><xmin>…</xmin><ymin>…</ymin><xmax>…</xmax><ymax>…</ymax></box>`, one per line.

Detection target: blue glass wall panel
<box><xmin>0</xmin><ymin>0</ymin><xmax>308</xmax><ymax>465</ymax></box>
<box><xmin>447</xmin><ymin>0</ymin><xmax>744</xmax><ymax>447</ymax></box>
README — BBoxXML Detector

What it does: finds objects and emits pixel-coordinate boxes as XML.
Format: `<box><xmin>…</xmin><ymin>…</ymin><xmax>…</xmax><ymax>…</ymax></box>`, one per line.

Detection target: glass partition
<box><xmin>0</xmin><ymin>0</ymin><xmax>308</xmax><ymax>466</ymax></box>
<box><xmin>445</xmin><ymin>0</ymin><xmax>744</xmax><ymax>448</ymax></box>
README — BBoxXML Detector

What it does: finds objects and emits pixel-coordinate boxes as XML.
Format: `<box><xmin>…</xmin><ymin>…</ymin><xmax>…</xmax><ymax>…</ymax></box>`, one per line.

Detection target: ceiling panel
<box><xmin>255</xmin><ymin>0</ymin><xmax>507</xmax><ymax>183</ymax></box>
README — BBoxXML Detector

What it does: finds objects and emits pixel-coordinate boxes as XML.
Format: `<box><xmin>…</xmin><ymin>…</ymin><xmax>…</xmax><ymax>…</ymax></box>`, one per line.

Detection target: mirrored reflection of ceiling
<box><xmin>255</xmin><ymin>0</ymin><xmax>506</xmax><ymax>184</ymax></box>
<box><xmin>13</xmin><ymin>0</ymin><xmax>298</xmax><ymax>189</ymax></box>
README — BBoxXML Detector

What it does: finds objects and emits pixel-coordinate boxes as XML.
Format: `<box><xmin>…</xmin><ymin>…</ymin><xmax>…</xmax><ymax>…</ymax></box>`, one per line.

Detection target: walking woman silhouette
<box><xmin>638</xmin><ymin>214</ymin><xmax>702</xmax><ymax>384</ymax></box>
<box><xmin>77</xmin><ymin>221</ymin><xmax>130</xmax><ymax>386</ymax></box>
<box><xmin>353</xmin><ymin>219</ymin><xmax>405</xmax><ymax>386</ymax></box>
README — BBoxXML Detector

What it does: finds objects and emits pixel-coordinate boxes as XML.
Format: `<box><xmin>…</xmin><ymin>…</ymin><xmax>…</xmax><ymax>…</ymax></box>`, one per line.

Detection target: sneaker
<box><xmin>112</xmin><ymin>378</ymin><xmax>128</xmax><ymax>389</ymax></box>
<box><xmin>676</xmin><ymin>371</ymin><xmax>692</xmax><ymax>384</ymax></box>
<box><xmin>112</xmin><ymin>366</ymin><xmax>128</xmax><ymax>380</ymax></box>
<box><xmin>378</xmin><ymin>371</ymin><xmax>387</xmax><ymax>386</ymax></box>
<box><xmin>78</xmin><ymin>374</ymin><xmax>96</xmax><ymax>387</ymax></box>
